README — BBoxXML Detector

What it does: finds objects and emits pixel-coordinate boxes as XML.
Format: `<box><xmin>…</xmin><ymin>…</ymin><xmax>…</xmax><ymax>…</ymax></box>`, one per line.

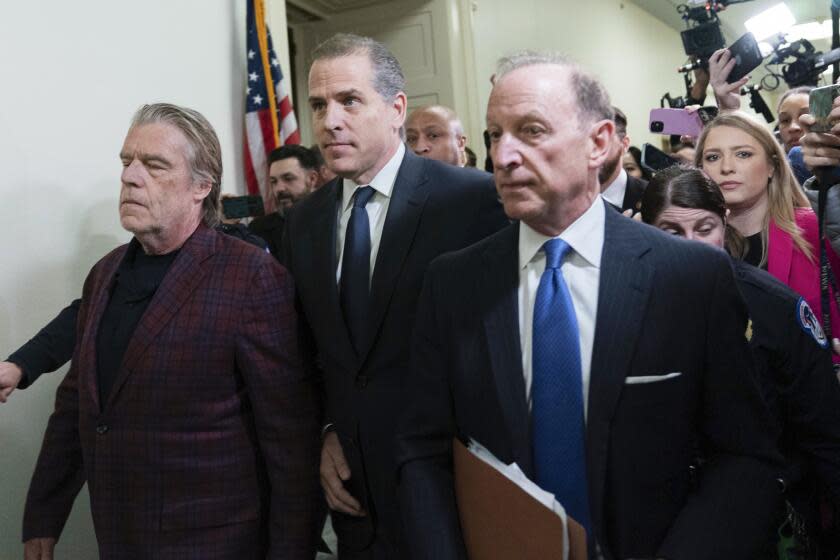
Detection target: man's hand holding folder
<box><xmin>452</xmin><ymin>438</ymin><xmax>587</xmax><ymax>560</ymax></box>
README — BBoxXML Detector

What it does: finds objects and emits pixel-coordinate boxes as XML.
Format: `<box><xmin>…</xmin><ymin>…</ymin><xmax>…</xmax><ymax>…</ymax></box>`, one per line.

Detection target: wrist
<box><xmin>5</xmin><ymin>359</ymin><xmax>28</xmax><ymax>389</ymax></box>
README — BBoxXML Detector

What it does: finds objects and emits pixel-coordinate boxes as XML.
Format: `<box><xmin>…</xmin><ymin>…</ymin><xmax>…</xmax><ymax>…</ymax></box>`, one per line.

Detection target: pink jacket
<box><xmin>768</xmin><ymin>207</ymin><xmax>840</xmax><ymax>362</ymax></box>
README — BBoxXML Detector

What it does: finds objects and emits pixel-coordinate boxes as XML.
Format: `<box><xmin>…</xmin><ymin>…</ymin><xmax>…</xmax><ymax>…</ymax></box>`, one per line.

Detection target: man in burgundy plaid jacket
<box><xmin>22</xmin><ymin>103</ymin><xmax>321</xmax><ymax>559</ymax></box>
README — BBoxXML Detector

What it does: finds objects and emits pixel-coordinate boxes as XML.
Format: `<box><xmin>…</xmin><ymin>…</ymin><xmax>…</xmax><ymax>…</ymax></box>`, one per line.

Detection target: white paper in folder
<box><xmin>466</xmin><ymin>439</ymin><xmax>570</xmax><ymax>560</ymax></box>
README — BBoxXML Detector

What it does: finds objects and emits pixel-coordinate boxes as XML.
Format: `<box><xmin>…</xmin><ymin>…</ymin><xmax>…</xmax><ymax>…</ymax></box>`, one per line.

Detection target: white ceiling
<box><xmin>630</xmin><ymin>0</ymin><xmax>831</xmax><ymax>51</ymax></box>
<box><xmin>286</xmin><ymin>0</ymin><xmax>404</xmax><ymax>21</ymax></box>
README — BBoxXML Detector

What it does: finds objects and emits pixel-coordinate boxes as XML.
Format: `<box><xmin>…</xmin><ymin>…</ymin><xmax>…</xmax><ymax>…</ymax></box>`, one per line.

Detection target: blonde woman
<box><xmin>695</xmin><ymin>112</ymin><xmax>840</xmax><ymax>361</ymax></box>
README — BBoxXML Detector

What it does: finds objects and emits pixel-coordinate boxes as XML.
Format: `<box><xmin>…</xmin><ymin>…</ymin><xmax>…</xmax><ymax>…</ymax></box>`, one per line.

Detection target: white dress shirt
<box><xmin>518</xmin><ymin>197</ymin><xmax>604</xmax><ymax>418</ymax></box>
<box><xmin>335</xmin><ymin>142</ymin><xmax>406</xmax><ymax>285</ymax></box>
<box><xmin>601</xmin><ymin>168</ymin><xmax>628</xmax><ymax>209</ymax></box>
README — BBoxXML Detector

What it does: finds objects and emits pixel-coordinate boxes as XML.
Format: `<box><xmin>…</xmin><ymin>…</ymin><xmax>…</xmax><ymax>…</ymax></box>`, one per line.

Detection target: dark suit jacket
<box><xmin>281</xmin><ymin>150</ymin><xmax>508</xmax><ymax>557</ymax></box>
<box><xmin>23</xmin><ymin>225</ymin><xmax>321</xmax><ymax>559</ymax></box>
<box><xmin>622</xmin><ymin>175</ymin><xmax>647</xmax><ymax>213</ymax></box>
<box><xmin>249</xmin><ymin>212</ymin><xmax>285</xmax><ymax>258</ymax></box>
<box><xmin>396</xmin><ymin>203</ymin><xmax>783</xmax><ymax>560</ymax></box>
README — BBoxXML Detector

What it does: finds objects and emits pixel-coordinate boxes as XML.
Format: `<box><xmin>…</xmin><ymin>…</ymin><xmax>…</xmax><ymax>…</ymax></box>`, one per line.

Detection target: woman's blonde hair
<box><xmin>694</xmin><ymin>112</ymin><xmax>812</xmax><ymax>266</ymax></box>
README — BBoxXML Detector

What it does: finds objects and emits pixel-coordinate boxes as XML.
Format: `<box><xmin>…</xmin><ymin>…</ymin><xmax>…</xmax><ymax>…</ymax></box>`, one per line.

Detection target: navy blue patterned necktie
<box><xmin>530</xmin><ymin>237</ymin><xmax>591</xmax><ymax>533</ymax></box>
<box><xmin>340</xmin><ymin>186</ymin><xmax>376</xmax><ymax>355</ymax></box>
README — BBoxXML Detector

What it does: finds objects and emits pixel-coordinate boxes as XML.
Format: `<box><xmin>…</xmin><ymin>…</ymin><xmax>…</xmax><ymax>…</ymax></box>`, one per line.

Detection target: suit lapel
<box><xmin>82</xmin><ymin>247</ymin><xmax>128</xmax><ymax>413</ymax></box>
<box><xmin>360</xmin><ymin>152</ymin><xmax>430</xmax><ymax>362</ymax></box>
<box><xmin>480</xmin><ymin>225</ymin><xmax>533</xmax><ymax>474</ymax></box>
<box><xmin>102</xmin><ymin>226</ymin><xmax>216</xmax><ymax>412</ymax></box>
<box><xmin>298</xmin><ymin>179</ymin><xmax>357</xmax><ymax>366</ymax></box>
<box><xmin>586</xmin><ymin>204</ymin><xmax>654</xmax><ymax>533</ymax></box>
<box><xmin>767</xmin><ymin>218</ymin><xmax>793</xmax><ymax>283</ymax></box>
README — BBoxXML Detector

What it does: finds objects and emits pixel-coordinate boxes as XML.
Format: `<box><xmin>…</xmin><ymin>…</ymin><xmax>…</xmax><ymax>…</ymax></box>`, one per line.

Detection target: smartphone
<box><xmin>726</xmin><ymin>32</ymin><xmax>763</xmax><ymax>83</ymax></box>
<box><xmin>649</xmin><ymin>108</ymin><xmax>704</xmax><ymax>137</ymax></box>
<box><xmin>641</xmin><ymin>143</ymin><xmax>680</xmax><ymax>173</ymax></box>
<box><xmin>696</xmin><ymin>106</ymin><xmax>719</xmax><ymax>125</ymax></box>
<box><xmin>222</xmin><ymin>195</ymin><xmax>265</xmax><ymax>219</ymax></box>
<box><xmin>809</xmin><ymin>84</ymin><xmax>840</xmax><ymax>133</ymax></box>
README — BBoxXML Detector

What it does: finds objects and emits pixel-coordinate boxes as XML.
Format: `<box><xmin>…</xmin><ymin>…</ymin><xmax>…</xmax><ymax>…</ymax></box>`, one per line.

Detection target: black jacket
<box><xmin>396</xmin><ymin>206</ymin><xmax>782</xmax><ymax>560</ymax></box>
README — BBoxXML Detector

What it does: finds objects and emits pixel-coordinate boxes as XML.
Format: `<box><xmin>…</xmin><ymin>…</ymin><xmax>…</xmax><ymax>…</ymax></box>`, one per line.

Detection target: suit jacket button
<box><xmin>96</xmin><ymin>424</ymin><xmax>109</xmax><ymax>435</ymax></box>
<box><xmin>355</xmin><ymin>376</ymin><xmax>368</xmax><ymax>389</ymax></box>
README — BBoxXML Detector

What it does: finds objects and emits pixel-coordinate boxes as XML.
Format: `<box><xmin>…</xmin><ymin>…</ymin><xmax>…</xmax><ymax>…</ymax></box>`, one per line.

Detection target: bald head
<box><xmin>405</xmin><ymin>105</ymin><xmax>467</xmax><ymax>166</ymax></box>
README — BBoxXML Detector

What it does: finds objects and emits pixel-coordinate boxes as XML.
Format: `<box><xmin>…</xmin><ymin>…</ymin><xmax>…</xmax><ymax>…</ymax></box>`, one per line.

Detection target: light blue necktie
<box><xmin>531</xmin><ymin>237</ymin><xmax>591</xmax><ymax>533</ymax></box>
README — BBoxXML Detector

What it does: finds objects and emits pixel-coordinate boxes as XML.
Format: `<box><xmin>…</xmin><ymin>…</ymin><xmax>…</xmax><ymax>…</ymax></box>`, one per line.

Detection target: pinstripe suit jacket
<box><xmin>23</xmin><ymin>225</ymin><xmax>320</xmax><ymax>559</ymax></box>
<box><xmin>396</xmin><ymin>202</ymin><xmax>783</xmax><ymax>560</ymax></box>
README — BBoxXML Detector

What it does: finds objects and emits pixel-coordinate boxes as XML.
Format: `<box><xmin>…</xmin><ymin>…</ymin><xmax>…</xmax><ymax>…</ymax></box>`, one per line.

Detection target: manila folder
<box><xmin>452</xmin><ymin>438</ymin><xmax>587</xmax><ymax>560</ymax></box>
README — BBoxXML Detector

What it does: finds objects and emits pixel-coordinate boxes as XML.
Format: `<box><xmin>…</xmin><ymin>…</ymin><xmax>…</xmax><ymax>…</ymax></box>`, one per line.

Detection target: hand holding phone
<box><xmin>725</xmin><ymin>32</ymin><xmax>763</xmax><ymax>83</ymax></box>
<box><xmin>708</xmin><ymin>48</ymin><xmax>747</xmax><ymax>111</ymax></box>
<box><xmin>649</xmin><ymin>108</ymin><xmax>704</xmax><ymax>137</ymax></box>
<box><xmin>808</xmin><ymin>84</ymin><xmax>840</xmax><ymax>133</ymax></box>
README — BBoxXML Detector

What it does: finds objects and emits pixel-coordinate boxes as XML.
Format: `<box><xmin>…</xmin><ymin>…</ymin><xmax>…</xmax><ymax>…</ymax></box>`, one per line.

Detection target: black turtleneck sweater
<box><xmin>95</xmin><ymin>239</ymin><xmax>179</xmax><ymax>405</ymax></box>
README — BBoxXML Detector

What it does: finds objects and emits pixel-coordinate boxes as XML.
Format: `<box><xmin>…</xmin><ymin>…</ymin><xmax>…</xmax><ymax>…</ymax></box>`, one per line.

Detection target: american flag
<box><xmin>244</xmin><ymin>0</ymin><xmax>300</xmax><ymax>211</ymax></box>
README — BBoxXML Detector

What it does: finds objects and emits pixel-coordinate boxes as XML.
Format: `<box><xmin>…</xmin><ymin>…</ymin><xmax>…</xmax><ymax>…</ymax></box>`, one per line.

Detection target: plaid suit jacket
<box><xmin>23</xmin><ymin>224</ymin><xmax>320</xmax><ymax>559</ymax></box>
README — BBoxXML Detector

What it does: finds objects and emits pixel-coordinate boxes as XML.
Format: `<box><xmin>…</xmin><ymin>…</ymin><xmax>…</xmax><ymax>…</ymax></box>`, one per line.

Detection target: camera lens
<box><xmin>650</xmin><ymin>121</ymin><xmax>664</xmax><ymax>133</ymax></box>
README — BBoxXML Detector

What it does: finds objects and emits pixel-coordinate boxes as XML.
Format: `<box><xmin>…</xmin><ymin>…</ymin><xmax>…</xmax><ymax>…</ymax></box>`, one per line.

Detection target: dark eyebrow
<box><xmin>309</xmin><ymin>88</ymin><xmax>365</xmax><ymax>104</ymax></box>
<box><xmin>336</xmin><ymin>88</ymin><xmax>364</xmax><ymax>99</ymax></box>
<box><xmin>656</xmin><ymin>220</ymin><xmax>683</xmax><ymax>229</ymax></box>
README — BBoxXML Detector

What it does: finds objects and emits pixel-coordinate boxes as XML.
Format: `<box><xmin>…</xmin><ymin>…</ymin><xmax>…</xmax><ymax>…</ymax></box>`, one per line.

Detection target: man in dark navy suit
<box><xmin>599</xmin><ymin>106</ymin><xmax>646</xmax><ymax>213</ymax></box>
<box><xmin>281</xmin><ymin>34</ymin><xmax>507</xmax><ymax>558</ymax></box>
<box><xmin>395</xmin><ymin>52</ymin><xmax>782</xmax><ymax>560</ymax></box>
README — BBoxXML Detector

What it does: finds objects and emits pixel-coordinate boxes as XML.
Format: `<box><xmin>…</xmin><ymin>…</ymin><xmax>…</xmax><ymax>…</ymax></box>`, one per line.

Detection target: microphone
<box><xmin>741</xmin><ymin>84</ymin><xmax>774</xmax><ymax>123</ymax></box>
<box><xmin>677</xmin><ymin>59</ymin><xmax>704</xmax><ymax>73</ymax></box>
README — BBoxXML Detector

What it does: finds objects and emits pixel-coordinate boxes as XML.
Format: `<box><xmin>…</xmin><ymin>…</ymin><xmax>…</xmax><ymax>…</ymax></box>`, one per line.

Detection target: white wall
<box><xmin>0</xmin><ymin>1</ymin><xmax>254</xmax><ymax>555</ymax></box>
<box><xmin>466</xmin><ymin>0</ymin><xmax>691</xmax><ymax>156</ymax></box>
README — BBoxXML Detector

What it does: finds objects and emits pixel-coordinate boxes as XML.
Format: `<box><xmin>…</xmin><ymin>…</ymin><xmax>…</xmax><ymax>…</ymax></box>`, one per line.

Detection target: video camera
<box><xmin>663</xmin><ymin>1</ymin><xmax>755</xmax><ymax>109</ymax></box>
<box><xmin>764</xmin><ymin>35</ymin><xmax>840</xmax><ymax>88</ymax></box>
<box><xmin>677</xmin><ymin>0</ymin><xmax>754</xmax><ymax>60</ymax></box>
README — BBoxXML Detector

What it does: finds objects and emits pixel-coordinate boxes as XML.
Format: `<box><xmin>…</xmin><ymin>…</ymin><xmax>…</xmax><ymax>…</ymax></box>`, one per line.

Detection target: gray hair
<box><xmin>495</xmin><ymin>51</ymin><xmax>613</xmax><ymax>128</ymax></box>
<box><xmin>130</xmin><ymin>103</ymin><xmax>222</xmax><ymax>227</ymax></box>
<box><xmin>311</xmin><ymin>33</ymin><xmax>405</xmax><ymax>101</ymax></box>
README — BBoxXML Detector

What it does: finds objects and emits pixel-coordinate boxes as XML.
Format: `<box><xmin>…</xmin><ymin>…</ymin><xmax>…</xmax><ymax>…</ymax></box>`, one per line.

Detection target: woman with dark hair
<box><xmin>641</xmin><ymin>165</ymin><xmax>840</xmax><ymax>558</ymax></box>
<box><xmin>623</xmin><ymin>145</ymin><xmax>648</xmax><ymax>181</ymax></box>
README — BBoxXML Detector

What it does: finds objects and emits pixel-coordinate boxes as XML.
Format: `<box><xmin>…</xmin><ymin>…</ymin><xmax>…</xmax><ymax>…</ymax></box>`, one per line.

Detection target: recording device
<box><xmin>696</xmin><ymin>106</ymin><xmax>719</xmax><ymax>124</ymax></box>
<box><xmin>681</xmin><ymin>20</ymin><xmax>725</xmax><ymax>59</ymax></box>
<box><xmin>678</xmin><ymin>2</ymin><xmax>727</xmax><ymax>59</ymax></box>
<box><xmin>670</xmin><ymin>1</ymin><xmax>755</xmax><ymax>109</ymax></box>
<box><xmin>641</xmin><ymin>143</ymin><xmax>681</xmax><ymax>173</ymax></box>
<box><xmin>809</xmin><ymin>84</ymin><xmax>840</xmax><ymax>133</ymax></box>
<box><xmin>221</xmin><ymin>195</ymin><xmax>265</xmax><ymax>219</ymax></box>
<box><xmin>726</xmin><ymin>32</ymin><xmax>763</xmax><ymax>83</ymax></box>
<box><xmin>661</xmin><ymin>92</ymin><xmax>689</xmax><ymax>109</ymax></box>
<box><xmin>740</xmin><ymin>84</ymin><xmax>774</xmax><ymax>123</ymax></box>
<box><xmin>765</xmin><ymin>35</ymin><xmax>840</xmax><ymax>88</ymax></box>
<box><xmin>677</xmin><ymin>59</ymin><xmax>705</xmax><ymax>73</ymax></box>
<box><xmin>649</xmin><ymin>108</ymin><xmax>704</xmax><ymax>137</ymax></box>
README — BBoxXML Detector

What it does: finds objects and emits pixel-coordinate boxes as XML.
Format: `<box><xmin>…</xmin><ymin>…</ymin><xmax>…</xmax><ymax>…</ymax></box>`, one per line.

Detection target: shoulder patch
<box><xmin>796</xmin><ymin>297</ymin><xmax>828</xmax><ymax>348</ymax></box>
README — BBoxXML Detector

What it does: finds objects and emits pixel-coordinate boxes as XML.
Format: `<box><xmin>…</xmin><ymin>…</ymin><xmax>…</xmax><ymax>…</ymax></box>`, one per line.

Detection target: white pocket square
<box><xmin>624</xmin><ymin>372</ymin><xmax>682</xmax><ymax>385</ymax></box>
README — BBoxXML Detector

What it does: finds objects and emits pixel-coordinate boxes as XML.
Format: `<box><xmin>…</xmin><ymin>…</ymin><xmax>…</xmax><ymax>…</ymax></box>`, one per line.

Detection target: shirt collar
<box><xmin>341</xmin><ymin>142</ymin><xmax>405</xmax><ymax>211</ymax></box>
<box><xmin>600</xmin><ymin>168</ymin><xmax>628</xmax><ymax>209</ymax></box>
<box><xmin>518</xmin><ymin>196</ymin><xmax>605</xmax><ymax>270</ymax></box>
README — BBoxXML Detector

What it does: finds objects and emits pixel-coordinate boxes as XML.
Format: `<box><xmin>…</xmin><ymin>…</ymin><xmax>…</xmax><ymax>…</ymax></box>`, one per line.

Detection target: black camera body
<box><xmin>681</xmin><ymin>20</ymin><xmax>725</xmax><ymax>59</ymax></box>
